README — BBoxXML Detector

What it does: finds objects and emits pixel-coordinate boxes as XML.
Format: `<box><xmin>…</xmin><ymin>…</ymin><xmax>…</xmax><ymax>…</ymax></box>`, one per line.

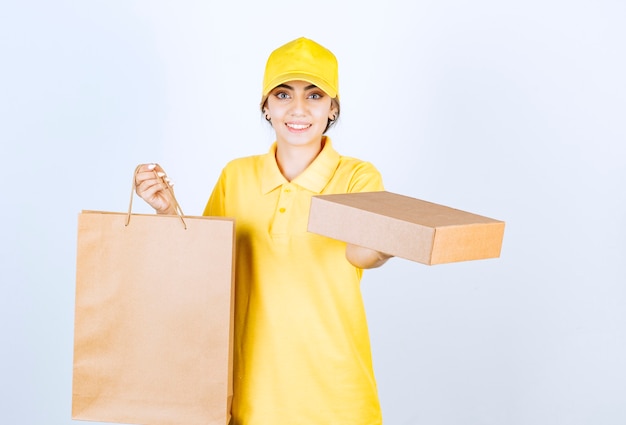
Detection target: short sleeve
<box><xmin>203</xmin><ymin>168</ymin><xmax>227</xmax><ymax>217</ymax></box>
<box><xmin>347</xmin><ymin>161</ymin><xmax>385</xmax><ymax>193</ymax></box>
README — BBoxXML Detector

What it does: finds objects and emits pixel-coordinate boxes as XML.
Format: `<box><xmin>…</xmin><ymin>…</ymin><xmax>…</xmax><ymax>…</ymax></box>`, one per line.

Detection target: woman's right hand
<box><xmin>134</xmin><ymin>163</ymin><xmax>176</xmax><ymax>215</ymax></box>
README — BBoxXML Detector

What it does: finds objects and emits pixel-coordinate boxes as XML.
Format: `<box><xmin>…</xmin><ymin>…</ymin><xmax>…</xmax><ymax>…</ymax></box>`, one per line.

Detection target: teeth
<box><xmin>287</xmin><ymin>123</ymin><xmax>310</xmax><ymax>130</ymax></box>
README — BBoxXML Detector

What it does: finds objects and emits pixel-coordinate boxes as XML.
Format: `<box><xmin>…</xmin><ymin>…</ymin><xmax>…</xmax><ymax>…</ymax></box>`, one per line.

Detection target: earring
<box><xmin>265</xmin><ymin>115</ymin><xmax>271</xmax><ymax>122</ymax></box>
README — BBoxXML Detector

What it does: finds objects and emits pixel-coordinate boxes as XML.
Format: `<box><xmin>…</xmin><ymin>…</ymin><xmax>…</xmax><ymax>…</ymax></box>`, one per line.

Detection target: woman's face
<box><xmin>264</xmin><ymin>80</ymin><xmax>337</xmax><ymax>149</ymax></box>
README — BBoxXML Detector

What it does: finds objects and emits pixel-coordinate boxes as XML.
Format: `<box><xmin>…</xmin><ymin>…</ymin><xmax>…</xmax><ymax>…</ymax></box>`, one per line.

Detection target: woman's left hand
<box><xmin>345</xmin><ymin>244</ymin><xmax>392</xmax><ymax>269</ymax></box>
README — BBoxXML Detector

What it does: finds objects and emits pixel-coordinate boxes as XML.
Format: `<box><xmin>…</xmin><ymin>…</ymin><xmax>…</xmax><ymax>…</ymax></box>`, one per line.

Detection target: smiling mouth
<box><xmin>286</xmin><ymin>123</ymin><xmax>311</xmax><ymax>130</ymax></box>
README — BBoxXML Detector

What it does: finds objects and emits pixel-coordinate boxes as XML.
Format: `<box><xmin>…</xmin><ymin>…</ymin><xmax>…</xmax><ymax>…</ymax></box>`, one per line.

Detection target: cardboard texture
<box><xmin>72</xmin><ymin>211</ymin><xmax>235</xmax><ymax>425</ymax></box>
<box><xmin>307</xmin><ymin>191</ymin><xmax>505</xmax><ymax>265</ymax></box>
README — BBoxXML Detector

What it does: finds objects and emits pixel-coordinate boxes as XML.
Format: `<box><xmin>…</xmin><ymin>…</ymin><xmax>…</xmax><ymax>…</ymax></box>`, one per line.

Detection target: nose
<box><xmin>289</xmin><ymin>95</ymin><xmax>306</xmax><ymax>116</ymax></box>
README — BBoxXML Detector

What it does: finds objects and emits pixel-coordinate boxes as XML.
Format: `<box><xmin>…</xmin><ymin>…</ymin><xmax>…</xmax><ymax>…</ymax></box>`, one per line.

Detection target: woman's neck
<box><xmin>275</xmin><ymin>137</ymin><xmax>325</xmax><ymax>182</ymax></box>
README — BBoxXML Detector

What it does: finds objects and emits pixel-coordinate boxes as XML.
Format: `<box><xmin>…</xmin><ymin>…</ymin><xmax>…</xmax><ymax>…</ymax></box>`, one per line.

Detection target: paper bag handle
<box><xmin>126</xmin><ymin>164</ymin><xmax>187</xmax><ymax>229</ymax></box>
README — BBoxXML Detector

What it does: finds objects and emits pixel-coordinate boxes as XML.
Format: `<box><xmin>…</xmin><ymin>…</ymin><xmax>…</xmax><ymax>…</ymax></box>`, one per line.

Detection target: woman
<box><xmin>136</xmin><ymin>37</ymin><xmax>391</xmax><ymax>425</ymax></box>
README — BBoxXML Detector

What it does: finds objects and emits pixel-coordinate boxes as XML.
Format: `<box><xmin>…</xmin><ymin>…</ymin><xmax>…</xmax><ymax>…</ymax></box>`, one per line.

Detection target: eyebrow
<box><xmin>275</xmin><ymin>83</ymin><xmax>319</xmax><ymax>91</ymax></box>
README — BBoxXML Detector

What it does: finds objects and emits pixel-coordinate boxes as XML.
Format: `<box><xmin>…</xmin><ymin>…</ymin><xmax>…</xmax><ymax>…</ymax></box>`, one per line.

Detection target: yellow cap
<box><xmin>262</xmin><ymin>37</ymin><xmax>339</xmax><ymax>100</ymax></box>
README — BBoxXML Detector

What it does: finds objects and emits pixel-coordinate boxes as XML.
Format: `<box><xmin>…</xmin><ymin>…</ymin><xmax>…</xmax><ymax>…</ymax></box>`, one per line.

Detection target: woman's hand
<box><xmin>134</xmin><ymin>163</ymin><xmax>176</xmax><ymax>215</ymax></box>
<box><xmin>345</xmin><ymin>243</ymin><xmax>393</xmax><ymax>269</ymax></box>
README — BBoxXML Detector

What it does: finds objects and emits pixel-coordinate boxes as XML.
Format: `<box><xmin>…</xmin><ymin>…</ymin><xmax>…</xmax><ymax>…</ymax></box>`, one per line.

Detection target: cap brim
<box><xmin>262</xmin><ymin>72</ymin><xmax>338</xmax><ymax>99</ymax></box>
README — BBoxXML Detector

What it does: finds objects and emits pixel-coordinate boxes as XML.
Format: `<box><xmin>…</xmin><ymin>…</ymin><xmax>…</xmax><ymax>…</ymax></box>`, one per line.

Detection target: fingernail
<box><xmin>157</xmin><ymin>172</ymin><xmax>166</xmax><ymax>177</ymax></box>
<box><xmin>148</xmin><ymin>164</ymin><xmax>156</xmax><ymax>170</ymax></box>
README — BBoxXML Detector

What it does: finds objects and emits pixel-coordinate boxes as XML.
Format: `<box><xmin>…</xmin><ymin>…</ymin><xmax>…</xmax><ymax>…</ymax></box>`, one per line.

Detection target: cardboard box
<box><xmin>307</xmin><ymin>191</ymin><xmax>505</xmax><ymax>265</ymax></box>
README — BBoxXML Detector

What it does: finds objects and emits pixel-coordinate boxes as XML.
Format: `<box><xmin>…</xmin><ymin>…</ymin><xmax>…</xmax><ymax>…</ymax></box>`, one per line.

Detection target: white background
<box><xmin>1</xmin><ymin>1</ymin><xmax>625</xmax><ymax>424</ymax></box>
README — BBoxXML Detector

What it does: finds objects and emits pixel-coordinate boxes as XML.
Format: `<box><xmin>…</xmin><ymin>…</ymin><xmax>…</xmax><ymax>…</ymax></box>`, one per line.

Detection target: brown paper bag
<box><xmin>72</xmin><ymin>168</ymin><xmax>235</xmax><ymax>425</ymax></box>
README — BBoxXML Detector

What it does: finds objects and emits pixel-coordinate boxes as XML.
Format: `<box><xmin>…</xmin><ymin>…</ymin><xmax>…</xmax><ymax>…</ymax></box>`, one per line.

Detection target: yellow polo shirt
<box><xmin>204</xmin><ymin>137</ymin><xmax>384</xmax><ymax>425</ymax></box>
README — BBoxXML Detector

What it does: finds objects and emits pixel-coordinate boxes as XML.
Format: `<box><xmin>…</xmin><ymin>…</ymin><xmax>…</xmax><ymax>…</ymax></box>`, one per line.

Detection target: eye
<box><xmin>308</xmin><ymin>92</ymin><xmax>323</xmax><ymax>100</ymax></box>
<box><xmin>275</xmin><ymin>91</ymin><xmax>290</xmax><ymax>100</ymax></box>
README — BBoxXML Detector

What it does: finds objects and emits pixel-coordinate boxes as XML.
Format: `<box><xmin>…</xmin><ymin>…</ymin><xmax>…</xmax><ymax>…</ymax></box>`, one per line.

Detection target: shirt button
<box><xmin>284</xmin><ymin>188</ymin><xmax>291</xmax><ymax>193</ymax></box>
<box><xmin>279</xmin><ymin>207</ymin><xmax>286</xmax><ymax>213</ymax></box>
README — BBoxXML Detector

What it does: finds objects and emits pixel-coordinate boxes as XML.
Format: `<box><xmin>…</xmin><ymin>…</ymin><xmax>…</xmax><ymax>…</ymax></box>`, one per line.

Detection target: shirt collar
<box><xmin>260</xmin><ymin>136</ymin><xmax>341</xmax><ymax>194</ymax></box>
